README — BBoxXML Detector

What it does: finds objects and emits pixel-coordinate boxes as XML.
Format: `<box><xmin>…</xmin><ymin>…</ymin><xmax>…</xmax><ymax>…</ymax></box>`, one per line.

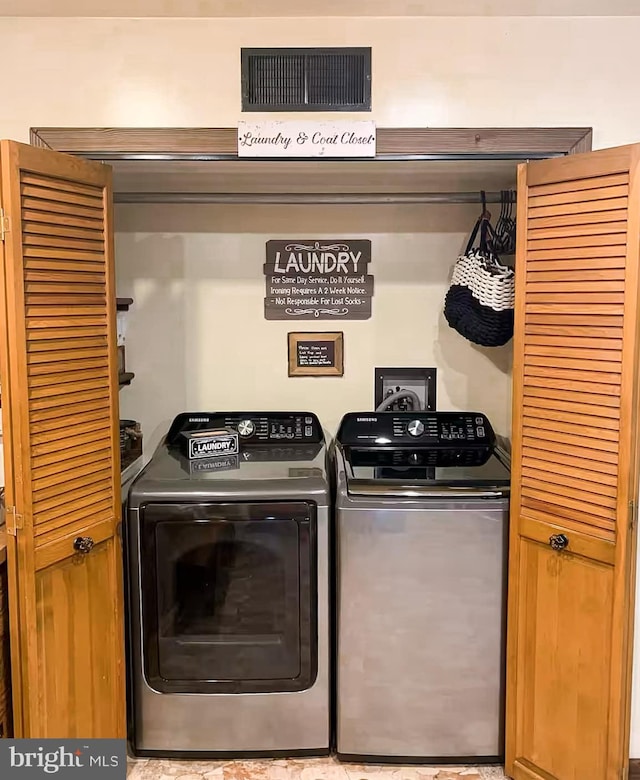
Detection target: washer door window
<box><xmin>140</xmin><ymin>501</ymin><xmax>317</xmax><ymax>693</ymax></box>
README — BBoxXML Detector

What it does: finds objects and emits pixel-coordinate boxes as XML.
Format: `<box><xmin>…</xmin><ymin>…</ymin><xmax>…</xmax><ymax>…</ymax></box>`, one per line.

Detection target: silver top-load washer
<box><xmin>334</xmin><ymin>411</ymin><xmax>510</xmax><ymax>763</ymax></box>
<box><xmin>126</xmin><ymin>411</ymin><xmax>330</xmax><ymax>757</ymax></box>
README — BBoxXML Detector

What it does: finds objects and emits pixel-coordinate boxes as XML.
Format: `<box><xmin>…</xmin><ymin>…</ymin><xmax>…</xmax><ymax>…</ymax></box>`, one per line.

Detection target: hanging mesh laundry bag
<box><xmin>444</xmin><ymin>216</ymin><xmax>515</xmax><ymax>347</ymax></box>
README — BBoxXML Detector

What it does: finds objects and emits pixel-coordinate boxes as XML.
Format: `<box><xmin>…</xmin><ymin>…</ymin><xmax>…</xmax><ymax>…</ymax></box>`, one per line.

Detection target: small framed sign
<box><xmin>288</xmin><ymin>332</ymin><xmax>344</xmax><ymax>377</ymax></box>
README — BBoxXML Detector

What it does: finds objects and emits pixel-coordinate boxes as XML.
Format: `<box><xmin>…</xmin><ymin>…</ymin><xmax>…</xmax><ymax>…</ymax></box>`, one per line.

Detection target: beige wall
<box><xmin>5</xmin><ymin>1</ymin><xmax>640</xmax><ymax>17</ymax></box>
<box><xmin>0</xmin><ymin>15</ymin><xmax>639</xmax><ymax>148</ymax></box>
<box><xmin>115</xmin><ymin>204</ymin><xmax>512</xmax><ymax>448</ymax></box>
<box><xmin>4</xmin><ymin>10</ymin><xmax>640</xmax><ymax>756</ymax></box>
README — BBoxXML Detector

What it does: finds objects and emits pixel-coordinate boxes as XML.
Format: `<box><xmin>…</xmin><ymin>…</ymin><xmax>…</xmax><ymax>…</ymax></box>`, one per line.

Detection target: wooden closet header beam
<box><xmin>30</xmin><ymin>127</ymin><xmax>593</xmax><ymax>160</ymax></box>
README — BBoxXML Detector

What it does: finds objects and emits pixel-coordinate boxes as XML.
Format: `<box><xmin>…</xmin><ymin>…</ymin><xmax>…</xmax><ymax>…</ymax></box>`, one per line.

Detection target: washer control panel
<box><xmin>167</xmin><ymin>411</ymin><xmax>323</xmax><ymax>445</ymax></box>
<box><xmin>337</xmin><ymin>411</ymin><xmax>495</xmax><ymax>448</ymax></box>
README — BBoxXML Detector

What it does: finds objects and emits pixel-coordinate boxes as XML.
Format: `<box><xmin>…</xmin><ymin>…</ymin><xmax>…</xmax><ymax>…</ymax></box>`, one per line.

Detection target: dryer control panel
<box><xmin>167</xmin><ymin>411</ymin><xmax>324</xmax><ymax>446</ymax></box>
<box><xmin>337</xmin><ymin>411</ymin><xmax>495</xmax><ymax>448</ymax></box>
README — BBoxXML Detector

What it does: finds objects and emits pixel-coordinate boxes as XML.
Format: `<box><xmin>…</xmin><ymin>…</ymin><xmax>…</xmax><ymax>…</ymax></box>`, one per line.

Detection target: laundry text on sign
<box><xmin>272</xmin><ymin>249</ymin><xmax>364</xmax><ymax>275</ymax></box>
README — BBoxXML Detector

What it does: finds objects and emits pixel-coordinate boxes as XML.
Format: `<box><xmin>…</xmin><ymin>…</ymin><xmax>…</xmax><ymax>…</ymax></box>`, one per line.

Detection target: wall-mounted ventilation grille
<box><xmin>241</xmin><ymin>47</ymin><xmax>371</xmax><ymax>112</ymax></box>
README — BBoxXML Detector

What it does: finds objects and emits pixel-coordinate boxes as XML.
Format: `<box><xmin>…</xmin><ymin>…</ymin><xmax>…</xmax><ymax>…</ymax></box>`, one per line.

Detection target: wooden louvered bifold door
<box><xmin>506</xmin><ymin>146</ymin><xmax>640</xmax><ymax>780</ymax></box>
<box><xmin>0</xmin><ymin>141</ymin><xmax>124</xmax><ymax>738</ymax></box>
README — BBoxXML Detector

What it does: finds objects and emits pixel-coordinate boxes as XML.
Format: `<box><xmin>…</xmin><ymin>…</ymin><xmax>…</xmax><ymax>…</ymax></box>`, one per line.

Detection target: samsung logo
<box><xmin>356</xmin><ymin>417</ymin><xmax>377</xmax><ymax>422</ymax></box>
<box><xmin>188</xmin><ymin>417</ymin><xmax>210</xmax><ymax>423</ymax></box>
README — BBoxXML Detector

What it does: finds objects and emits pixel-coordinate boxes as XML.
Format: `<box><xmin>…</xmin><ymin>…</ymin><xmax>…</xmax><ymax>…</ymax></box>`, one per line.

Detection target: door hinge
<box><xmin>621</xmin><ymin>765</ymin><xmax>629</xmax><ymax>780</ymax></box>
<box><xmin>5</xmin><ymin>505</ymin><xmax>23</xmax><ymax>536</ymax></box>
<box><xmin>0</xmin><ymin>208</ymin><xmax>9</xmax><ymax>242</ymax></box>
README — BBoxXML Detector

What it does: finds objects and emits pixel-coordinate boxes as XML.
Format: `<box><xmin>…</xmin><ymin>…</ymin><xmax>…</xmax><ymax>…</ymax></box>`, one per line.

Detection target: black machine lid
<box><xmin>337</xmin><ymin>411</ymin><xmax>510</xmax><ymax>494</ymax></box>
<box><xmin>130</xmin><ymin>412</ymin><xmax>328</xmax><ymax>498</ymax></box>
<box><xmin>345</xmin><ymin>449</ymin><xmax>510</xmax><ymax>490</ymax></box>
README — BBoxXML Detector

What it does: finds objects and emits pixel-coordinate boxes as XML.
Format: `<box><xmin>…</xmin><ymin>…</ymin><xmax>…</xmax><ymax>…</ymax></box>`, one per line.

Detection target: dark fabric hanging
<box><xmin>444</xmin><ymin>193</ymin><xmax>516</xmax><ymax>347</ymax></box>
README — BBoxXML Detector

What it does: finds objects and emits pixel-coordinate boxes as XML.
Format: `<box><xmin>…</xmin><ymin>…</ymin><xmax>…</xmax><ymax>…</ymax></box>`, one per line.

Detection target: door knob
<box><xmin>73</xmin><ymin>536</ymin><xmax>95</xmax><ymax>554</ymax></box>
<box><xmin>549</xmin><ymin>533</ymin><xmax>569</xmax><ymax>551</ymax></box>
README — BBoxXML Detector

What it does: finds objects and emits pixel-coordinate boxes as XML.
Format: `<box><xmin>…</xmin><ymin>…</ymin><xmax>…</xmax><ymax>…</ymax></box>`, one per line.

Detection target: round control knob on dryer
<box><xmin>237</xmin><ymin>419</ymin><xmax>256</xmax><ymax>437</ymax></box>
<box><xmin>407</xmin><ymin>420</ymin><xmax>425</xmax><ymax>437</ymax></box>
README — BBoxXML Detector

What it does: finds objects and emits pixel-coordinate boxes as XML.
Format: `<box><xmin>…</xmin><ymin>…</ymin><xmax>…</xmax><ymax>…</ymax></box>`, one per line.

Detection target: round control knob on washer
<box><xmin>407</xmin><ymin>419</ymin><xmax>425</xmax><ymax>437</ymax></box>
<box><xmin>237</xmin><ymin>419</ymin><xmax>256</xmax><ymax>437</ymax></box>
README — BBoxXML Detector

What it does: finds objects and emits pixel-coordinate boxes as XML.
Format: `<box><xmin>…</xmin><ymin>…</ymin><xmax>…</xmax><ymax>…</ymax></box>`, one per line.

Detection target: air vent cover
<box><xmin>241</xmin><ymin>47</ymin><xmax>371</xmax><ymax>112</ymax></box>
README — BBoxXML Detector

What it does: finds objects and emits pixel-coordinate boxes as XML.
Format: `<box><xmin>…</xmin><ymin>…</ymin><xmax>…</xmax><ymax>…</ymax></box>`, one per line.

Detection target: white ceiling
<box><xmin>110</xmin><ymin>158</ymin><xmax>518</xmax><ymax>196</ymax></box>
<box><xmin>2</xmin><ymin>0</ymin><xmax>639</xmax><ymax>16</ymax></box>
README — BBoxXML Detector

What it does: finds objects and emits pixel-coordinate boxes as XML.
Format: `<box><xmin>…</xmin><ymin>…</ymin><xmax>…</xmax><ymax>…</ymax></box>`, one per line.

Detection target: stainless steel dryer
<box><xmin>126</xmin><ymin>411</ymin><xmax>330</xmax><ymax>757</ymax></box>
<box><xmin>334</xmin><ymin>411</ymin><xmax>510</xmax><ymax>763</ymax></box>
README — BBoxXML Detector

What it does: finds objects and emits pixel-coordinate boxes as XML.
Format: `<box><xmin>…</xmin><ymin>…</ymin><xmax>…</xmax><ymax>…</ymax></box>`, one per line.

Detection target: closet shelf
<box><xmin>109</xmin><ymin>158</ymin><xmax>519</xmax><ymax>200</ymax></box>
<box><xmin>119</xmin><ymin>371</ymin><xmax>135</xmax><ymax>387</ymax></box>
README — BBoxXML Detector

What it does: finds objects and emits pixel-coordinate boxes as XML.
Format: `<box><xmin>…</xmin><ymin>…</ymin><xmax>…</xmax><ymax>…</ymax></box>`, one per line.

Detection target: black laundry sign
<box><xmin>264</xmin><ymin>239</ymin><xmax>373</xmax><ymax>320</ymax></box>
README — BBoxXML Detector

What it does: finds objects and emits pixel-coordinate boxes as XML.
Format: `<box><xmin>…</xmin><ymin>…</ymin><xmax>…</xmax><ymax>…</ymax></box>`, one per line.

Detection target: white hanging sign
<box><xmin>237</xmin><ymin>120</ymin><xmax>376</xmax><ymax>158</ymax></box>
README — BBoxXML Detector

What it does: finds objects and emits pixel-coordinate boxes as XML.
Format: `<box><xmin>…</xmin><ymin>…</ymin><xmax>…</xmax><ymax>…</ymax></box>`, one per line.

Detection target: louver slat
<box><xmin>14</xmin><ymin>171</ymin><xmax>118</xmax><ymax>545</ymax></box>
<box><xmin>516</xmin><ymin>173</ymin><xmax>631</xmax><ymax>542</ymax></box>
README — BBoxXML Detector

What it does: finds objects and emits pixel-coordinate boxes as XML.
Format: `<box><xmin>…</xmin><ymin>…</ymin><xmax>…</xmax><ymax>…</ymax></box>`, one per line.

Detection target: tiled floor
<box><xmin>126</xmin><ymin>757</ymin><xmax>507</xmax><ymax>780</ymax></box>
